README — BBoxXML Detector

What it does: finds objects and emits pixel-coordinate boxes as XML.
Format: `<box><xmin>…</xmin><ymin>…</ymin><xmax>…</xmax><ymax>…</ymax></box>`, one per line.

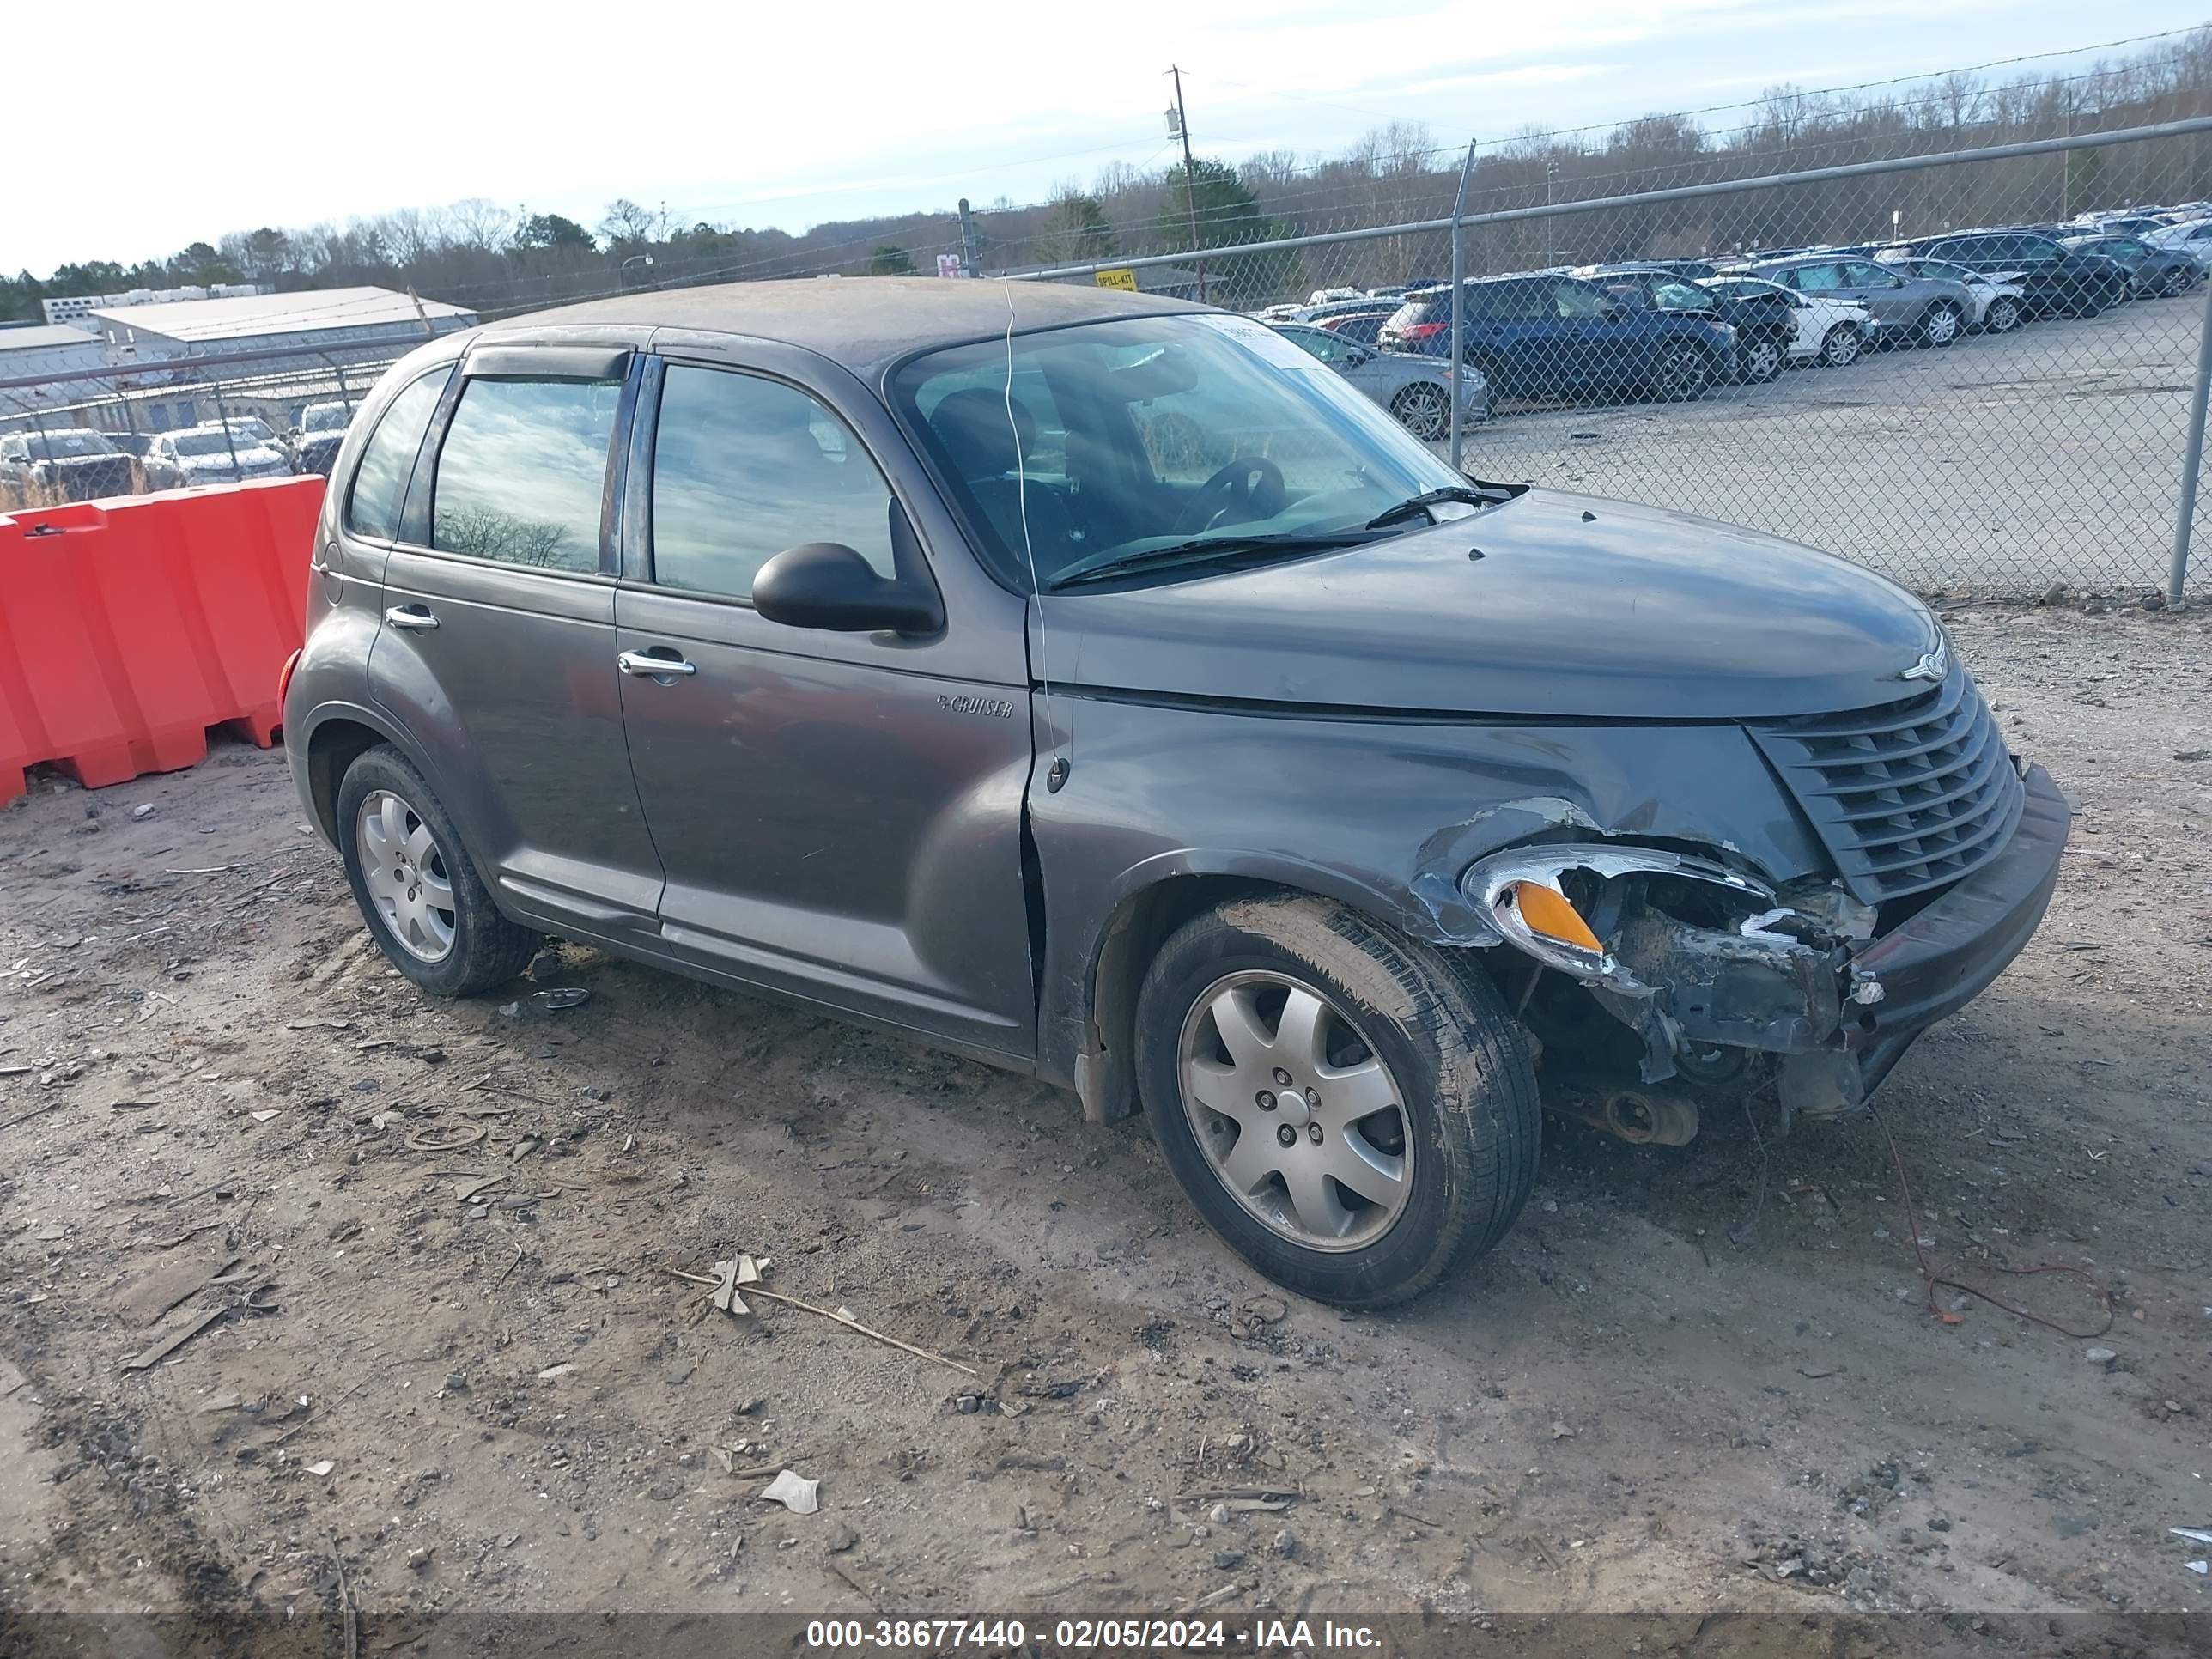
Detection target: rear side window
<box><xmin>648</xmin><ymin>365</ymin><xmax>897</xmax><ymax>599</ymax></box>
<box><xmin>343</xmin><ymin>368</ymin><xmax>449</xmax><ymax>542</ymax></box>
<box><xmin>430</xmin><ymin>377</ymin><xmax>621</xmax><ymax>573</ymax></box>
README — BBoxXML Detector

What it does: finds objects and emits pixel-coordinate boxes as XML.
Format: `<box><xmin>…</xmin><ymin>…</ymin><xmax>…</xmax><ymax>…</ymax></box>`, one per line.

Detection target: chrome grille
<box><xmin>1748</xmin><ymin>664</ymin><xmax>2025</xmax><ymax>904</ymax></box>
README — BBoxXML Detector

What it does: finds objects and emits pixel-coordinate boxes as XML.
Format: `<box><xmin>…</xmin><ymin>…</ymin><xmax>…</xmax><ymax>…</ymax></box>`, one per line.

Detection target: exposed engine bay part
<box><xmin>1559</xmin><ymin>1086</ymin><xmax>1701</xmax><ymax>1147</ymax></box>
<box><xmin>1461</xmin><ymin>840</ymin><xmax>1884</xmax><ymax>1088</ymax></box>
<box><xmin>1460</xmin><ymin>842</ymin><xmax>1775</xmax><ymax>992</ymax></box>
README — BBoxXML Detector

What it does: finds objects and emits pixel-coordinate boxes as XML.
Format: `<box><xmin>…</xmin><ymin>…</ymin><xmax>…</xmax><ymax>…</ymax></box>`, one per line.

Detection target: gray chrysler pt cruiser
<box><xmin>283</xmin><ymin>278</ymin><xmax>2068</xmax><ymax>1306</ymax></box>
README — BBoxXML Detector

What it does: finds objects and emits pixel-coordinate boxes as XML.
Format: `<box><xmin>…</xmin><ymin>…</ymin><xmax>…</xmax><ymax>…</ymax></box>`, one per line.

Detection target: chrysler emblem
<box><xmin>1898</xmin><ymin>639</ymin><xmax>1948</xmax><ymax>683</ymax></box>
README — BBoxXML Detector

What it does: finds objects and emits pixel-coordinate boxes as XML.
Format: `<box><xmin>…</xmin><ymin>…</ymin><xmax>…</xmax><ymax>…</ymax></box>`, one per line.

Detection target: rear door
<box><xmin>368</xmin><ymin>343</ymin><xmax>666</xmax><ymax>944</ymax></box>
<box><xmin>612</xmin><ymin>346</ymin><xmax>1036</xmax><ymax>1058</ymax></box>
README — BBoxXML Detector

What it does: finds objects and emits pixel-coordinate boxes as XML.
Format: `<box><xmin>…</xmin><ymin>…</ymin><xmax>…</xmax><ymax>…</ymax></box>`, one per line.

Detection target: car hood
<box><xmin>1036</xmin><ymin>489</ymin><xmax>1939</xmax><ymax>720</ymax></box>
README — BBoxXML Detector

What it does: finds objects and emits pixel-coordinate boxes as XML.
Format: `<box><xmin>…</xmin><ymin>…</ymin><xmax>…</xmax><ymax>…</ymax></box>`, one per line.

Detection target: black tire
<box><xmin>336</xmin><ymin>744</ymin><xmax>539</xmax><ymax>997</ymax></box>
<box><xmin>1134</xmin><ymin>894</ymin><xmax>1540</xmax><ymax>1308</ymax></box>
<box><xmin>1820</xmin><ymin>324</ymin><xmax>1864</xmax><ymax>368</ymax></box>
<box><xmin>1737</xmin><ymin>335</ymin><xmax>1785</xmax><ymax>384</ymax></box>
<box><xmin>1917</xmin><ymin>301</ymin><xmax>1963</xmax><ymax>348</ymax></box>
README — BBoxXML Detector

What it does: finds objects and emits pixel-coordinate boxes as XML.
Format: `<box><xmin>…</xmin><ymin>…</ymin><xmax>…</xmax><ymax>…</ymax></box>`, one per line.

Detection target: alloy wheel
<box><xmin>1176</xmin><ymin>970</ymin><xmax>1414</xmax><ymax>1252</ymax></box>
<box><xmin>1923</xmin><ymin>304</ymin><xmax>1960</xmax><ymax>346</ymax></box>
<box><xmin>1657</xmin><ymin>345</ymin><xmax>1711</xmax><ymax>400</ymax></box>
<box><xmin>1394</xmin><ymin>382</ymin><xmax>1450</xmax><ymax>442</ymax></box>
<box><xmin>1984</xmin><ymin>296</ymin><xmax>2021</xmax><ymax>333</ymax></box>
<box><xmin>1741</xmin><ymin>339</ymin><xmax>1783</xmax><ymax>383</ymax></box>
<box><xmin>356</xmin><ymin>788</ymin><xmax>458</xmax><ymax>963</ymax></box>
<box><xmin>1823</xmin><ymin>326</ymin><xmax>1862</xmax><ymax>368</ymax></box>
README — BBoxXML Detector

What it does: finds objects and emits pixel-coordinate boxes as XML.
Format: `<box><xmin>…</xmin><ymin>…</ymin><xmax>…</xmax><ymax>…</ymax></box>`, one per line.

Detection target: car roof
<box><xmin>485</xmin><ymin>276</ymin><xmax>1203</xmax><ymax>380</ymax></box>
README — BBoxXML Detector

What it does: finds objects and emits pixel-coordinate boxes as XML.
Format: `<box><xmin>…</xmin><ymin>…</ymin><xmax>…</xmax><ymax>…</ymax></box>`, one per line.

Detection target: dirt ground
<box><xmin>1</xmin><ymin>602</ymin><xmax>2209</xmax><ymax>1644</ymax></box>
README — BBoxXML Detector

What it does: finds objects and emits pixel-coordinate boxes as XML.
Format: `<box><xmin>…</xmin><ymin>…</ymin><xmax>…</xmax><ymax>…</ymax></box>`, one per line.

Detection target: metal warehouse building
<box><xmin>89</xmin><ymin>287</ymin><xmax>477</xmax><ymax>363</ymax></box>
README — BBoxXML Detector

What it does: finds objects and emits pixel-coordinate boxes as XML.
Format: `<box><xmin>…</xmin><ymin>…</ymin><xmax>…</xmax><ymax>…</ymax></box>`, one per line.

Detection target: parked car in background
<box><xmin>289</xmin><ymin>400</ymin><xmax>355</xmax><ymax>476</ymax></box>
<box><xmin>143</xmin><ymin>424</ymin><xmax>293</xmax><ymax>488</ymax></box>
<box><xmin>1880</xmin><ymin>231</ymin><xmax>2129</xmax><ymax>317</ymax></box>
<box><xmin>2146</xmin><ymin>218</ymin><xmax>2212</xmax><ymax>264</ymax></box>
<box><xmin>1872</xmin><ymin>256</ymin><xmax>2027</xmax><ymax>333</ymax></box>
<box><xmin>1699</xmin><ymin>276</ymin><xmax>1872</xmax><ymax>367</ymax></box>
<box><xmin>1592</xmin><ymin>267</ymin><xmax>1793</xmax><ymax>382</ymax></box>
<box><xmin>2058</xmin><ymin>231</ymin><xmax>2200</xmax><ymax>297</ymax></box>
<box><xmin>0</xmin><ymin>428</ymin><xmax>136</xmax><ymax>501</ymax></box>
<box><xmin>1578</xmin><ymin>258</ymin><xmax>1721</xmax><ymax>282</ymax></box>
<box><xmin>1747</xmin><ymin>255</ymin><xmax>1975</xmax><ymax>348</ymax></box>
<box><xmin>1381</xmin><ymin>274</ymin><xmax>1736</xmax><ymax>403</ymax></box>
<box><xmin>1270</xmin><ymin>323</ymin><xmax>1488</xmax><ymax>440</ymax></box>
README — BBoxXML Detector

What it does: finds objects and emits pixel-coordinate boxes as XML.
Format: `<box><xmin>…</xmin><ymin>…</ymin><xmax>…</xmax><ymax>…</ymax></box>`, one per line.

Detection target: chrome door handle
<box><xmin>384</xmin><ymin>605</ymin><xmax>439</xmax><ymax>631</ymax></box>
<box><xmin>618</xmin><ymin>650</ymin><xmax>696</xmax><ymax>678</ymax></box>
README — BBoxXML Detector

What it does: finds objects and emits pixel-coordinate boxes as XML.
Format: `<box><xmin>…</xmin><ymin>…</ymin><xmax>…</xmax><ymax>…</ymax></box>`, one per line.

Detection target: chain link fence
<box><xmin>8</xmin><ymin>120</ymin><xmax>2212</xmax><ymax>598</ymax></box>
<box><xmin>1015</xmin><ymin>118</ymin><xmax>2212</xmax><ymax>600</ymax></box>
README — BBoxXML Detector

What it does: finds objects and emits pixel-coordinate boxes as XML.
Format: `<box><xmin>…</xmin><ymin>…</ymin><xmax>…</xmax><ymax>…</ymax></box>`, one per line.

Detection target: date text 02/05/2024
<box><xmin>802</xmin><ymin>1617</ymin><xmax>1384</xmax><ymax>1650</ymax></box>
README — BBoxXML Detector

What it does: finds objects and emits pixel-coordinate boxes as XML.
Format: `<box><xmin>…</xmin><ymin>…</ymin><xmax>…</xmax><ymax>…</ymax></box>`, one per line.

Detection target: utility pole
<box><xmin>957</xmin><ymin>198</ymin><xmax>981</xmax><ymax>277</ymax></box>
<box><xmin>1168</xmin><ymin>66</ymin><xmax>1208</xmax><ymax>303</ymax></box>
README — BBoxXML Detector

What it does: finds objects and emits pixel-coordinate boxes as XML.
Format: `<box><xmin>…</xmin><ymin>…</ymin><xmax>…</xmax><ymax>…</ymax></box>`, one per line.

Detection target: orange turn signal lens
<box><xmin>1508</xmin><ymin>881</ymin><xmax>1605</xmax><ymax>954</ymax></box>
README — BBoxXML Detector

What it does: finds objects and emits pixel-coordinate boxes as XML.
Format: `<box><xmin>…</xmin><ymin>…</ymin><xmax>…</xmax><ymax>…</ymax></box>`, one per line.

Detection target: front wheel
<box><xmin>1389</xmin><ymin>380</ymin><xmax>1451</xmax><ymax>443</ymax></box>
<box><xmin>1919</xmin><ymin>301</ymin><xmax>1963</xmax><ymax>347</ymax></box>
<box><xmin>1135</xmin><ymin>895</ymin><xmax>1540</xmax><ymax>1308</ymax></box>
<box><xmin>1651</xmin><ymin>342</ymin><xmax>1716</xmax><ymax>402</ymax></box>
<box><xmin>1738</xmin><ymin>336</ymin><xmax>1785</xmax><ymax>384</ymax></box>
<box><xmin>336</xmin><ymin>745</ymin><xmax>540</xmax><ymax>997</ymax></box>
<box><xmin>1983</xmin><ymin>295</ymin><xmax>2022</xmax><ymax>334</ymax></box>
<box><xmin>1820</xmin><ymin>323</ymin><xmax>1863</xmax><ymax>368</ymax></box>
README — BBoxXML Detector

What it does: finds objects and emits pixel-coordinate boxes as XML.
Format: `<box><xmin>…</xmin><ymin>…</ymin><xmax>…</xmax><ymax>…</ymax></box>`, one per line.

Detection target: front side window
<box><xmin>893</xmin><ymin>313</ymin><xmax>1465</xmax><ymax>592</ymax></box>
<box><xmin>1278</xmin><ymin>327</ymin><xmax>1346</xmax><ymax>364</ymax></box>
<box><xmin>431</xmin><ymin>376</ymin><xmax>620</xmax><ymax>572</ymax></box>
<box><xmin>345</xmin><ymin>368</ymin><xmax>451</xmax><ymax>542</ymax></box>
<box><xmin>648</xmin><ymin>366</ymin><xmax>896</xmax><ymax>599</ymax></box>
<box><xmin>1551</xmin><ymin>280</ymin><xmax>1612</xmax><ymax>318</ymax></box>
<box><xmin>1843</xmin><ymin>262</ymin><xmax>1897</xmax><ymax>287</ymax></box>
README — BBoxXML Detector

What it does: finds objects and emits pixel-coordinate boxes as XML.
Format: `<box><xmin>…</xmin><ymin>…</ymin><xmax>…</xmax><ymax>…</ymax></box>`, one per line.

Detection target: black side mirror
<box><xmin>752</xmin><ymin>542</ymin><xmax>944</xmax><ymax>635</ymax></box>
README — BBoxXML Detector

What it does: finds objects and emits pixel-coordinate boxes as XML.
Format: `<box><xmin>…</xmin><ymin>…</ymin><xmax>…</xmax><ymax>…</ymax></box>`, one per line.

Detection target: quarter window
<box><xmin>649</xmin><ymin>365</ymin><xmax>897</xmax><ymax>599</ymax></box>
<box><xmin>344</xmin><ymin>368</ymin><xmax>448</xmax><ymax>541</ymax></box>
<box><xmin>431</xmin><ymin>376</ymin><xmax>621</xmax><ymax>572</ymax></box>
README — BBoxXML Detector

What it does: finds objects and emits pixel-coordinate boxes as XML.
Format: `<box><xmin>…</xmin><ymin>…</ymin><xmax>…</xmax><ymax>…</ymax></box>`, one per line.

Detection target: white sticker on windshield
<box><xmin>1196</xmin><ymin>313</ymin><xmax>1326</xmax><ymax>371</ymax></box>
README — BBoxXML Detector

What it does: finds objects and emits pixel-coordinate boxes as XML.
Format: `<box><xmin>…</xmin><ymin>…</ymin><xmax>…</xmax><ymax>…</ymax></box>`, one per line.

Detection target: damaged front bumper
<box><xmin>1462</xmin><ymin>763</ymin><xmax>2070</xmax><ymax>1114</ymax></box>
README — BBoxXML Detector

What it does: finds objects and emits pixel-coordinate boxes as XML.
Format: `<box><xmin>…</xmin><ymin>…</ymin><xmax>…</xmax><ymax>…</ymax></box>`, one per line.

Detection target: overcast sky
<box><xmin>7</xmin><ymin>1</ymin><xmax>2207</xmax><ymax>278</ymax></box>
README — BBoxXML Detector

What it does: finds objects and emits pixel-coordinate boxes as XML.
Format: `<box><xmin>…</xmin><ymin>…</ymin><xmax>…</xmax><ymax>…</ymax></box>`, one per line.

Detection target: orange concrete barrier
<box><xmin>0</xmin><ymin>477</ymin><xmax>323</xmax><ymax>805</ymax></box>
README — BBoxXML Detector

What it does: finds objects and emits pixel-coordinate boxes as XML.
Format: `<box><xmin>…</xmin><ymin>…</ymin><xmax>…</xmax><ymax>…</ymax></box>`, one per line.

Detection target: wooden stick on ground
<box><xmin>666</xmin><ymin>1267</ymin><xmax>978</xmax><ymax>1378</ymax></box>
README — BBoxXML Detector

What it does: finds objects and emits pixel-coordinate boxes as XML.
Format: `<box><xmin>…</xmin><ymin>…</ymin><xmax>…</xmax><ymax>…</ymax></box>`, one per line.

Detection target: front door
<box><xmin>614</xmin><ymin>355</ymin><xmax>1035</xmax><ymax>1057</ymax></box>
<box><xmin>368</xmin><ymin>348</ymin><xmax>666</xmax><ymax>942</ymax></box>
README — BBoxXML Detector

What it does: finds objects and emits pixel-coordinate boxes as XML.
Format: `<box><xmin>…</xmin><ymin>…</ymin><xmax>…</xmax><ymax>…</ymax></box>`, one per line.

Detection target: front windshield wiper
<box><xmin>1363</xmin><ymin>484</ymin><xmax>1502</xmax><ymax>530</ymax></box>
<box><xmin>1048</xmin><ymin>530</ymin><xmax>1388</xmax><ymax>591</ymax></box>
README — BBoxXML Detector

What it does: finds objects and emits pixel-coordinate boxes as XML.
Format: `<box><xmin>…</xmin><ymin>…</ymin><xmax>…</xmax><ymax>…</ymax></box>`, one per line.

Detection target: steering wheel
<box><xmin>1182</xmin><ymin>455</ymin><xmax>1285</xmax><ymax>534</ymax></box>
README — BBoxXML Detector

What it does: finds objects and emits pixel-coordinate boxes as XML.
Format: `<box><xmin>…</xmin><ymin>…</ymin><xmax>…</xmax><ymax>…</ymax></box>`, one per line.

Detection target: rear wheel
<box><xmin>1389</xmin><ymin>381</ymin><xmax>1451</xmax><ymax>443</ymax></box>
<box><xmin>337</xmin><ymin>745</ymin><xmax>539</xmax><ymax>997</ymax></box>
<box><xmin>1918</xmin><ymin>301</ymin><xmax>1963</xmax><ymax>347</ymax></box>
<box><xmin>1651</xmin><ymin>342</ymin><xmax>1716</xmax><ymax>402</ymax></box>
<box><xmin>1982</xmin><ymin>295</ymin><xmax>2022</xmax><ymax>334</ymax></box>
<box><xmin>1820</xmin><ymin>324</ymin><xmax>1863</xmax><ymax>368</ymax></box>
<box><xmin>1135</xmin><ymin>894</ymin><xmax>1540</xmax><ymax>1308</ymax></box>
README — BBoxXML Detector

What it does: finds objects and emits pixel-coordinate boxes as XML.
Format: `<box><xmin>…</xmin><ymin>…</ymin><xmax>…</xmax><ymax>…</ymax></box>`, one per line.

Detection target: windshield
<box><xmin>173</xmin><ymin>430</ymin><xmax>250</xmax><ymax>457</ymax></box>
<box><xmin>892</xmin><ymin>313</ymin><xmax>1466</xmax><ymax>592</ymax></box>
<box><xmin>301</xmin><ymin>405</ymin><xmax>349</xmax><ymax>432</ymax></box>
<box><xmin>27</xmin><ymin>431</ymin><xmax>117</xmax><ymax>459</ymax></box>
